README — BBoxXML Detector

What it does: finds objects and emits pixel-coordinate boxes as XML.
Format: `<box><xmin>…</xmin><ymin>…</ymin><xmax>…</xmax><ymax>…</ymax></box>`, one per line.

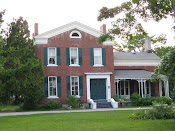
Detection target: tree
<box><xmin>0</xmin><ymin>17</ymin><xmax>45</xmax><ymax>109</ymax></box>
<box><xmin>97</xmin><ymin>0</ymin><xmax>174</xmax><ymax>52</ymax></box>
<box><xmin>153</xmin><ymin>46</ymin><xmax>174</xmax><ymax>58</ymax></box>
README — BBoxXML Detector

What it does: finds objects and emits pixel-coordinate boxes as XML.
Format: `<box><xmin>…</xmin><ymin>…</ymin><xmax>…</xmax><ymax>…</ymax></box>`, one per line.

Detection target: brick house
<box><xmin>34</xmin><ymin>21</ymin><xmax>169</xmax><ymax>109</ymax></box>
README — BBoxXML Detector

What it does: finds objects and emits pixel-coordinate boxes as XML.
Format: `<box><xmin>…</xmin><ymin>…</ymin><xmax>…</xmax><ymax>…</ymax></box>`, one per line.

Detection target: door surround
<box><xmin>85</xmin><ymin>72</ymin><xmax>112</xmax><ymax>101</ymax></box>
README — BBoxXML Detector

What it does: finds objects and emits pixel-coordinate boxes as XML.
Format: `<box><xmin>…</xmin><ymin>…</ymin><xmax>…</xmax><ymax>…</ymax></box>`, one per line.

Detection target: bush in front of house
<box><xmin>43</xmin><ymin>100</ymin><xmax>62</xmax><ymax>109</ymax></box>
<box><xmin>130</xmin><ymin>92</ymin><xmax>141</xmax><ymax>106</ymax></box>
<box><xmin>112</xmin><ymin>94</ymin><xmax>119</xmax><ymax>101</ymax></box>
<box><xmin>130</xmin><ymin>102</ymin><xmax>175</xmax><ymax>120</ymax></box>
<box><xmin>65</xmin><ymin>95</ymin><xmax>83</xmax><ymax>108</ymax></box>
<box><xmin>151</xmin><ymin>97</ymin><xmax>173</xmax><ymax>105</ymax></box>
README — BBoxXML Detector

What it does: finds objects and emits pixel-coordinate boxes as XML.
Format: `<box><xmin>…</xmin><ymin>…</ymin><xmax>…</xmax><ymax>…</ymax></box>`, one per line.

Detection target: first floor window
<box><xmin>119</xmin><ymin>80</ymin><xmax>130</xmax><ymax>96</ymax></box>
<box><xmin>49</xmin><ymin>76</ymin><xmax>57</xmax><ymax>97</ymax></box>
<box><xmin>94</xmin><ymin>48</ymin><xmax>102</xmax><ymax>65</ymax></box>
<box><xmin>70</xmin><ymin>48</ymin><xmax>78</xmax><ymax>65</ymax></box>
<box><xmin>48</xmin><ymin>47</ymin><xmax>56</xmax><ymax>65</ymax></box>
<box><xmin>71</xmin><ymin>76</ymin><xmax>79</xmax><ymax>96</ymax></box>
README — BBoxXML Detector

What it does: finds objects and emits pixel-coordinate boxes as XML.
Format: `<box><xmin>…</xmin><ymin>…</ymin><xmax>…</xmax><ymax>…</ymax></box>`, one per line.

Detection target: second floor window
<box><xmin>48</xmin><ymin>47</ymin><xmax>56</xmax><ymax>65</ymax></box>
<box><xmin>70</xmin><ymin>48</ymin><xmax>78</xmax><ymax>65</ymax></box>
<box><xmin>94</xmin><ymin>48</ymin><xmax>102</xmax><ymax>65</ymax></box>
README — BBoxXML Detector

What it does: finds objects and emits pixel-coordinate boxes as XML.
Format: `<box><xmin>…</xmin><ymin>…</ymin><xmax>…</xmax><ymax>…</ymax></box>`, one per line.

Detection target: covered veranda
<box><xmin>114</xmin><ymin>70</ymin><xmax>169</xmax><ymax>99</ymax></box>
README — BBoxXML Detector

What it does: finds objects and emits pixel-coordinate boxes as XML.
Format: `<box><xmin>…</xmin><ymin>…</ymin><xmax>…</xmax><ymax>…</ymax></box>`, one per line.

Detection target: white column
<box><xmin>165</xmin><ymin>80</ymin><xmax>169</xmax><ymax>97</ymax></box>
<box><xmin>144</xmin><ymin>80</ymin><xmax>147</xmax><ymax>97</ymax></box>
<box><xmin>141</xmin><ymin>80</ymin><xmax>144</xmax><ymax>98</ymax></box>
<box><xmin>115</xmin><ymin>80</ymin><xmax>120</xmax><ymax>97</ymax></box>
<box><xmin>159</xmin><ymin>80</ymin><xmax>162</xmax><ymax>97</ymax></box>
<box><xmin>137</xmin><ymin>80</ymin><xmax>141</xmax><ymax>96</ymax></box>
<box><xmin>164</xmin><ymin>80</ymin><xmax>166</xmax><ymax>97</ymax></box>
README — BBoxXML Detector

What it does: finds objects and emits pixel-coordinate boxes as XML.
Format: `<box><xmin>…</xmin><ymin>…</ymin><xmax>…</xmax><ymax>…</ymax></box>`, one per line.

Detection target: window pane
<box><xmin>49</xmin><ymin>77</ymin><xmax>57</xmax><ymax>97</ymax></box>
<box><xmin>94</xmin><ymin>48</ymin><xmax>102</xmax><ymax>65</ymax></box>
<box><xmin>71</xmin><ymin>77</ymin><xmax>79</xmax><ymax>96</ymax></box>
<box><xmin>70</xmin><ymin>48</ymin><xmax>78</xmax><ymax>65</ymax></box>
<box><xmin>48</xmin><ymin>48</ymin><xmax>56</xmax><ymax>64</ymax></box>
<box><xmin>49</xmin><ymin>48</ymin><xmax>55</xmax><ymax>56</ymax></box>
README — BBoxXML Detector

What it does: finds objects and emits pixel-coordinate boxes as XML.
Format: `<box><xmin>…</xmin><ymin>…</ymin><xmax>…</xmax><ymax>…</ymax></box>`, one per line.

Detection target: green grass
<box><xmin>0</xmin><ymin>110</ymin><xmax>175</xmax><ymax>131</ymax></box>
<box><xmin>0</xmin><ymin>105</ymin><xmax>20</xmax><ymax>112</ymax></box>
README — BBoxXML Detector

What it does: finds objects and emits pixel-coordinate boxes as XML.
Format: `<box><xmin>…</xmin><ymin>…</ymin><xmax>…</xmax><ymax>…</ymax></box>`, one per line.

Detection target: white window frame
<box><xmin>70</xmin><ymin>76</ymin><xmax>80</xmax><ymax>97</ymax></box>
<box><xmin>69</xmin><ymin>47</ymin><xmax>79</xmax><ymax>66</ymax></box>
<box><xmin>47</xmin><ymin>47</ymin><xmax>57</xmax><ymax>66</ymax></box>
<box><xmin>48</xmin><ymin>76</ymin><xmax>58</xmax><ymax>98</ymax></box>
<box><xmin>119</xmin><ymin>80</ymin><xmax>130</xmax><ymax>99</ymax></box>
<box><xmin>69</xmin><ymin>30</ymin><xmax>82</xmax><ymax>38</ymax></box>
<box><xmin>93</xmin><ymin>48</ymin><xmax>103</xmax><ymax>66</ymax></box>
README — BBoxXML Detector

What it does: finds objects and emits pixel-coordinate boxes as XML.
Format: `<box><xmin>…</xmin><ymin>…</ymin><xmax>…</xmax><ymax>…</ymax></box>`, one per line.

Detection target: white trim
<box><xmin>70</xmin><ymin>47</ymin><xmax>79</xmax><ymax>66</ymax></box>
<box><xmin>34</xmin><ymin>21</ymin><xmax>103</xmax><ymax>44</ymax></box>
<box><xmin>114</xmin><ymin>60</ymin><xmax>160</xmax><ymax>66</ymax></box>
<box><xmin>48</xmin><ymin>76</ymin><xmax>57</xmax><ymax>97</ymax></box>
<box><xmin>70</xmin><ymin>76</ymin><xmax>80</xmax><ymax>97</ymax></box>
<box><xmin>48</xmin><ymin>47</ymin><xmax>57</xmax><ymax>66</ymax></box>
<box><xmin>47</xmin><ymin>65</ymin><xmax>58</xmax><ymax>67</ymax></box>
<box><xmin>48</xmin><ymin>96</ymin><xmax>59</xmax><ymax>99</ymax></box>
<box><xmin>86</xmin><ymin>73</ymin><xmax>111</xmax><ymax>101</ymax></box>
<box><xmin>93</xmin><ymin>65</ymin><xmax>104</xmax><ymax>67</ymax></box>
<box><xmin>94</xmin><ymin>48</ymin><xmax>102</xmax><ymax>66</ymax></box>
<box><xmin>70</xmin><ymin>30</ymin><xmax>82</xmax><ymax>38</ymax></box>
<box><xmin>85</xmin><ymin>72</ymin><xmax>112</xmax><ymax>75</ymax></box>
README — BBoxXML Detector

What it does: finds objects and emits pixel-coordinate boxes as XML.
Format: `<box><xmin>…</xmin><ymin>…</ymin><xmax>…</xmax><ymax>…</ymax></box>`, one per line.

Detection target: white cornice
<box><xmin>34</xmin><ymin>21</ymin><xmax>103</xmax><ymax>44</ymax></box>
<box><xmin>114</xmin><ymin>60</ymin><xmax>160</xmax><ymax>66</ymax></box>
<box><xmin>85</xmin><ymin>72</ymin><xmax>113</xmax><ymax>75</ymax></box>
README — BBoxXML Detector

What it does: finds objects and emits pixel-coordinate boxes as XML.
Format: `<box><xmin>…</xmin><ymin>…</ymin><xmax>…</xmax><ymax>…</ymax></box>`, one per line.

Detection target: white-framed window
<box><xmin>94</xmin><ymin>48</ymin><xmax>102</xmax><ymax>65</ymax></box>
<box><xmin>70</xmin><ymin>76</ymin><xmax>79</xmax><ymax>96</ymax></box>
<box><xmin>70</xmin><ymin>30</ymin><xmax>81</xmax><ymax>38</ymax></box>
<box><xmin>48</xmin><ymin>47</ymin><xmax>56</xmax><ymax>65</ymax></box>
<box><xmin>119</xmin><ymin>80</ymin><xmax>130</xmax><ymax>99</ymax></box>
<box><xmin>70</xmin><ymin>47</ymin><xmax>79</xmax><ymax>65</ymax></box>
<box><xmin>48</xmin><ymin>76</ymin><xmax>57</xmax><ymax>97</ymax></box>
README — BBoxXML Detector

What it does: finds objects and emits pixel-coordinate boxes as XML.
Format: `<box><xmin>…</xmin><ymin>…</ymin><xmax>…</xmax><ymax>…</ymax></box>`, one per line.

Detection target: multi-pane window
<box><xmin>70</xmin><ymin>48</ymin><xmax>78</xmax><ymax>65</ymax></box>
<box><xmin>48</xmin><ymin>48</ymin><xmax>56</xmax><ymax>65</ymax></box>
<box><xmin>94</xmin><ymin>48</ymin><xmax>102</xmax><ymax>65</ymax></box>
<box><xmin>49</xmin><ymin>77</ymin><xmax>57</xmax><ymax>97</ymax></box>
<box><xmin>146</xmin><ymin>81</ymin><xmax>151</xmax><ymax>97</ymax></box>
<box><xmin>71</xmin><ymin>76</ymin><xmax>79</xmax><ymax>96</ymax></box>
<box><xmin>119</xmin><ymin>80</ymin><xmax>130</xmax><ymax>96</ymax></box>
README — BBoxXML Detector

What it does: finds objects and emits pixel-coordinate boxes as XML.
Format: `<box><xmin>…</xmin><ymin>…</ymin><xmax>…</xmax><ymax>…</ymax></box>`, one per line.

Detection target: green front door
<box><xmin>90</xmin><ymin>79</ymin><xmax>106</xmax><ymax>100</ymax></box>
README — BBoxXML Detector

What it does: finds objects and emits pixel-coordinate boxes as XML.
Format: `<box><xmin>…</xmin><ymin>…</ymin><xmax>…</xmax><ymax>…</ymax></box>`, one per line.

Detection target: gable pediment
<box><xmin>34</xmin><ymin>21</ymin><xmax>103</xmax><ymax>44</ymax></box>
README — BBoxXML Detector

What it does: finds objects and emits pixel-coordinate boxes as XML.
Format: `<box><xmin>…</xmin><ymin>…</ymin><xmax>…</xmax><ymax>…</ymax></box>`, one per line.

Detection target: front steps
<box><xmin>94</xmin><ymin>99</ymin><xmax>113</xmax><ymax>108</ymax></box>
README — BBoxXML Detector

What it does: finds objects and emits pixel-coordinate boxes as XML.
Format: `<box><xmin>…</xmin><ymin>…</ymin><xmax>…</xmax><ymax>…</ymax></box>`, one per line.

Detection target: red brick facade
<box><xmin>36</xmin><ymin>29</ymin><xmax>114</xmax><ymax>103</ymax></box>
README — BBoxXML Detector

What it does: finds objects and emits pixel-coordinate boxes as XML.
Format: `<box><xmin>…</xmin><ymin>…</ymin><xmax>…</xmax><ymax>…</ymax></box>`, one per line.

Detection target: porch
<box><xmin>114</xmin><ymin>70</ymin><xmax>169</xmax><ymax>99</ymax></box>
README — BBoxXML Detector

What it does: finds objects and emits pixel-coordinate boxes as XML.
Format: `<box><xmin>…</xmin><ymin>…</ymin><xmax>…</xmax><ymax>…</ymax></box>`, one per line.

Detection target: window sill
<box><xmin>93</xmin><ymin>65</ymin><xmax>104</xmax><ymax>67</ymax></box>
<box><xmin>47</xmin><ymin>65</ymin><xmax>58</xmax><ymax>67</ymax></box>
<box><xmin>69</xmin><ymin>65</ymin><xmax>80</xmax><ymax>67</ymax></box>
<box><xmin>73</xmin><ymin>95</ymin><xmax>80</xmax><ymax>98</ymax></box>
<box><xmin>48</xmin><ymin>96</ymin><xmax>59</xmax><ymax>99</ymax></box>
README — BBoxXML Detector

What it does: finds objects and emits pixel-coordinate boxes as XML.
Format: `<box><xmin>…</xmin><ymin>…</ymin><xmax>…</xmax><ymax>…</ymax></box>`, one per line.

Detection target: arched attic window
<box><xmin>70</xmin><ymin>30</ymin><xmax>82</xmax><ymax>38</ymax></box>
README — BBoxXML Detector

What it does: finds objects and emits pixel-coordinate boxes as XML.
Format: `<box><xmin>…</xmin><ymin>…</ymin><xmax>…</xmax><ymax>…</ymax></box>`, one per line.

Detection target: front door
<box><xmin>90</xmin><ymin>79</ymin><xmax>106</xmax><ymax>100</ymax></box>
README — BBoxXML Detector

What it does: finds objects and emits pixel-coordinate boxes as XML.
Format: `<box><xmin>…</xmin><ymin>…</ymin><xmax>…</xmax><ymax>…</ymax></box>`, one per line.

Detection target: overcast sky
<box><xmin>1</xmin><ymin>0</ymin><xmax>174</xmax><ymax>46</ymax></box>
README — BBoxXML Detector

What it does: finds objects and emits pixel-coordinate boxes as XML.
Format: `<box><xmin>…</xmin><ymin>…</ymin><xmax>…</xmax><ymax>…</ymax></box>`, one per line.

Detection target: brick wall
<box><xmin>36</xmin><ymin>29</ymin><xmax>114</xmax><ymax>103</ymax></box>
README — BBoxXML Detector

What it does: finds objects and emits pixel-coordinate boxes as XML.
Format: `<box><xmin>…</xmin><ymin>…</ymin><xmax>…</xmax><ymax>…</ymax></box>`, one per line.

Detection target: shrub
<box><xmin>140</xmin><ymin>97</ymin><xmax>152</xmax><ymax>106</ymax></box>
<box><xmin>112</xmin><ymin>94</ymin><xmax>119</xmax><ymax>101</ymax></box>
<box><xmin>43</xmin><ymin>100</ymin><xmax>62</xmax><ymax>109</ymax></box>
<box><xmin>151</xmin><ymin>97</ymin><xmax>173</xmax><ymax>105</ymax></box>
<box><xmin>130</xmin><ymin>102</ymin><xmax>175</xmax><ymax>120</ymax></box>
<box><xmin>65</xmin><ymin>95</ymin><xmax>83</xmax><ymax>108</ymax></box>
<box><xmin>130</xmin><ymin>93</ymin><xmax>141</xmax><ymax>106</ymax></box>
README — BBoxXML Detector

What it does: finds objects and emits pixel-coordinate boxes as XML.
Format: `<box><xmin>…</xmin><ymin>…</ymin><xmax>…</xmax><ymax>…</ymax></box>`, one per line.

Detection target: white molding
<box><xmin>86</xmin><ymin>73</ymin><xmax>111</xmax><ymax>101</ymax></box>
<box><xmin>85</xmin><ymin>72</ymin><xmax>112</xmax><ymax>75</ymax></box>
<box><xmin>103</xmin><ymin>40</ymin><xmax>114</xmax><ymax>46</ymax></box>
<box><xmin>69</xmin><ymin>30</ymin><xmax>82</xmax><ymax>38</ymax></box>
<box><xmin>114</xmin><ymin>60</ymin><xmax>160</xmax><ymax>66</ymax></box>
<box><xmin>35</xmin><ymin>21</ymin><xmax>103</xmax><ymax>45</ymax></box>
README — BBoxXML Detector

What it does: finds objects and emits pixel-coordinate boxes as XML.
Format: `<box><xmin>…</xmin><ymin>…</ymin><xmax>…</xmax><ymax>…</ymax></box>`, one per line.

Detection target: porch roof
<box><xmin>114</xmin><ymin>69</ymin><xmax>166</xmax><ymax>80</ymax></box>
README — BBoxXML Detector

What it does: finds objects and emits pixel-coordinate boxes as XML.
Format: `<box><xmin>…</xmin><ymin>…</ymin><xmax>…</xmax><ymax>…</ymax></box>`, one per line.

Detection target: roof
<box><xmin>114</xmin><ymin>69</ymin><xmax>166</xmax><ymax>79</ymax></box>
<box><xmin>34</xmin><ymin>21</ymin><xmax>103</xmax><ymax>44</ymax></box>
<box><xmin>113</xmin><ymin>52</ymin><xmax>160</xmax><ymax>60</ymax></box>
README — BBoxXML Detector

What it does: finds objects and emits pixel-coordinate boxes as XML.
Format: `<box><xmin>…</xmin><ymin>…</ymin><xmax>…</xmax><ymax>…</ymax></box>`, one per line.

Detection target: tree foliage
<box><xmin>0</xmin><ymin>16</ymin><xmax>45</xmax><ymax>109</ymax></box>
<box><xmin>97</xmin><ymin>0</ymin><xmax>174</xmax><ymax>51</ymax></box>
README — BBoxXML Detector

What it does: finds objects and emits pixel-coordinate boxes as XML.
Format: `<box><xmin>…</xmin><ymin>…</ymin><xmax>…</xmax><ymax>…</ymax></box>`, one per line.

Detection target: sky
<box><xmin>1</xmin><ymin>0</ymin><xmax>174</xmax><ymax>46</ymax></box>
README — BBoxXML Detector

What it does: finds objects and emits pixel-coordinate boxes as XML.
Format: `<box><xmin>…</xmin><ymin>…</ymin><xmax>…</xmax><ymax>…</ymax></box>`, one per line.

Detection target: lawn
<box><xmin>0</xmin><ymin>110</ymin><xmax>175</xmax><ymax>131</ymax></box>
